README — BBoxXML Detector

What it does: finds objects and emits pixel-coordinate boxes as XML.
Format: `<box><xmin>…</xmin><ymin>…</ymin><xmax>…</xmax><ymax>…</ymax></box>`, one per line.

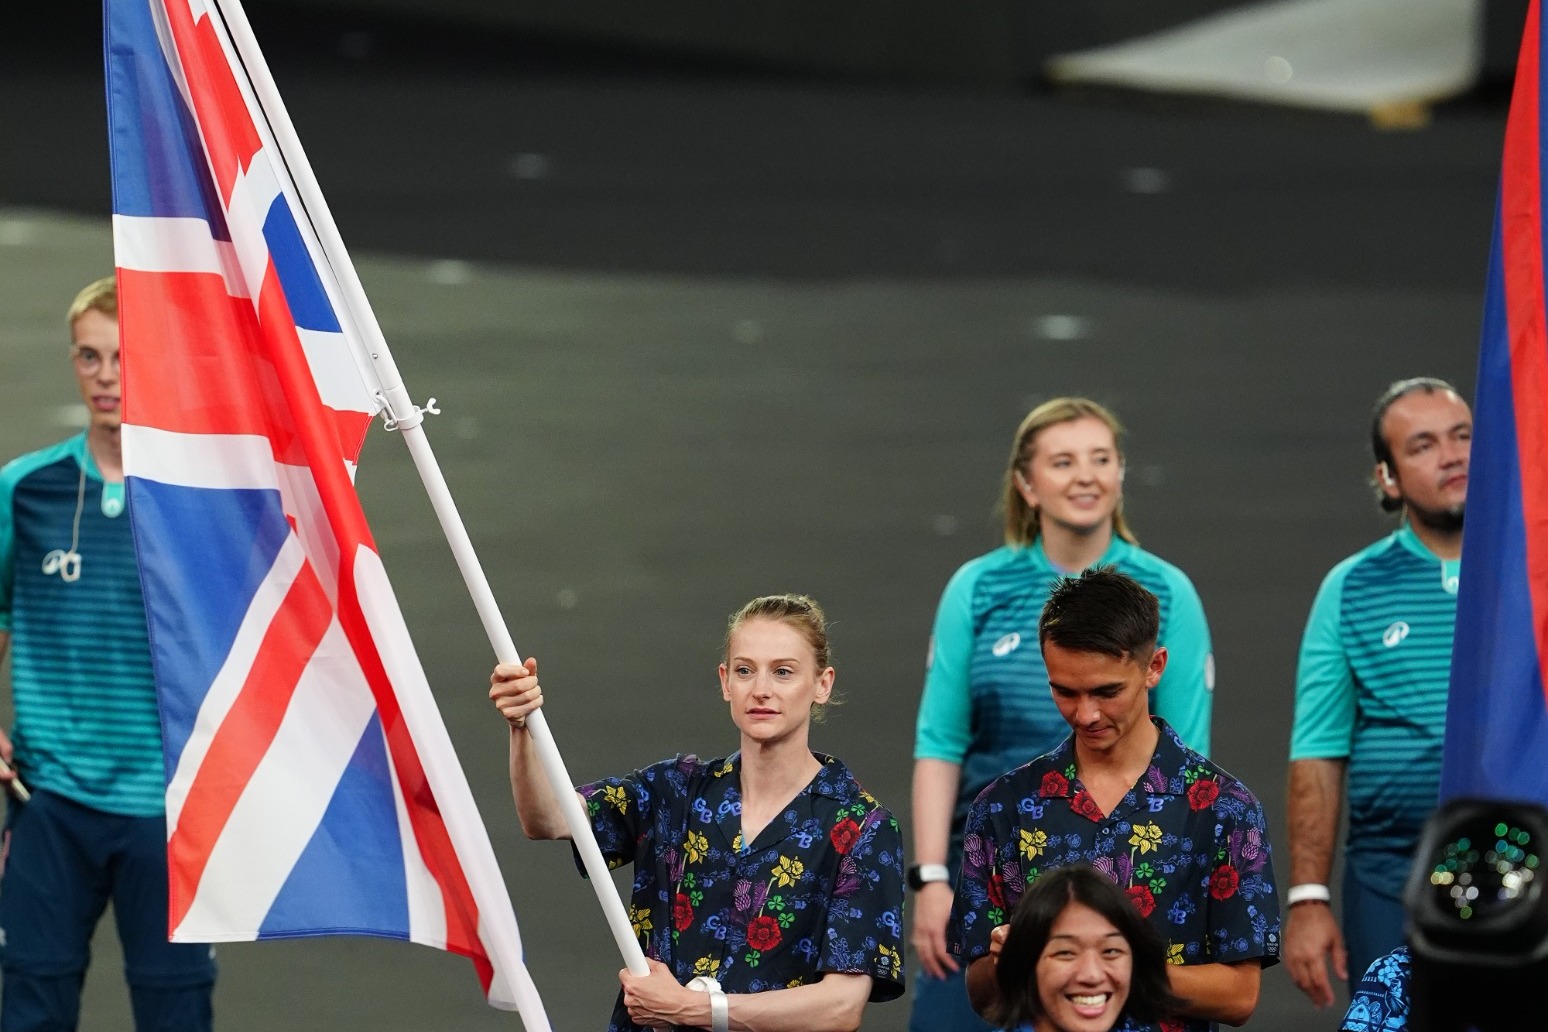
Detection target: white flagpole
<box><xmin>206</xmin><ymin>0</ymin><xmax>651</xmax><ymax>980</ymax></box>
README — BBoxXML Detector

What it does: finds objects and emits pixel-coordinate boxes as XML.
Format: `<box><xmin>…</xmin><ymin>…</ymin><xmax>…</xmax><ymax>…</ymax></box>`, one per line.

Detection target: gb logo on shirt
<box><xmin>1382</xmin><ymin>621</ymin><xmax>1410</xmax><ymax>648</ymax></box>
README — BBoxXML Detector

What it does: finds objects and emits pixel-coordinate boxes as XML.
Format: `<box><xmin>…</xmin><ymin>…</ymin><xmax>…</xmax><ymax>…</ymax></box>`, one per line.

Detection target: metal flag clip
<box><xmin>378</xmin><ymin>393</ymin><xmax>441</xmax><ymax>432</ymax></box>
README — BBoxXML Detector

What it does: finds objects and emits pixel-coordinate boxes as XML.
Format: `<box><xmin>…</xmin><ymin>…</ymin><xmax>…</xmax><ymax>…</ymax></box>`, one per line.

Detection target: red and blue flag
<box><xmin>1442</xmin><ymin>0</ymin><xmax>1548</xmax><ymax>805</ymax></box>
<box><xmin>105</xmin><ymin>0</ymin><xmax>550</xmax><ymax>1021</ymax></box>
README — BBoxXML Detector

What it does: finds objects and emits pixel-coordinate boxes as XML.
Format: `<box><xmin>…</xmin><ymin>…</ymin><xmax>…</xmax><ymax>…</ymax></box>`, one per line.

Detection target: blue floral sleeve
<box><xmin>818</xmin><ymin>807</ymin><xmax>907</xmax><ymax>1000</ymax></box>
<box><xmin>948</xmin><ymin>792</ymin><xmax>1001</xmax><ymax>962</ymax></box>
<box><xmin>577</xmin><ymin>756</ymin><xmax>675</xmax><ymax>871</ymax></box>
<box><xmin>1198</xmin><ymin>781</ymin><xmax>1280</xmax><ymax>965</ymax></box>
<box><xmin>1341</xmin><ymin>947</ymin><xmax>1410</xmax><ymax>1032</ymax></box>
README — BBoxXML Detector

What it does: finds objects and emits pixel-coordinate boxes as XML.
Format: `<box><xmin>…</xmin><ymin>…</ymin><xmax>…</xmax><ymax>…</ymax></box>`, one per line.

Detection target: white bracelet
<box><xmin>1287</xmin><ymin>883</ymin><xmax>1332</xmax><ymax>906</ymax></box>
<box><xmin>709</xmin><ymin>989</ymin><xmax>729</xmax><ymax>1032</ymax></box>
<box><xmin>908</xmin><ymin>862</ymin><xmax>952</xmax><ymax>890</ymax></box>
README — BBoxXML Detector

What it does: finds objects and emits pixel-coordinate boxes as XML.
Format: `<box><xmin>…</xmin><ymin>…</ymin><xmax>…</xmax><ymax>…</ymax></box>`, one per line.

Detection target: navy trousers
<box><xmin>0</xmin><ymin>791</ymin><xmax>215</xmax><ymax>1032</ymax></box>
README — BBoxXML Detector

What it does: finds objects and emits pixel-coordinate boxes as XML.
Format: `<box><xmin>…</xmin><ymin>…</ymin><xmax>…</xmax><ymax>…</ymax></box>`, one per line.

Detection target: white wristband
<box><xmin>686</xmin><ymin>976</ymin><xmax>729</xmax><ymax>1032</ymax></box>
<box><xmin>1287</xmin><ymin>883</ymin><xmax>1332</xmax><ymax>906</ymax></box>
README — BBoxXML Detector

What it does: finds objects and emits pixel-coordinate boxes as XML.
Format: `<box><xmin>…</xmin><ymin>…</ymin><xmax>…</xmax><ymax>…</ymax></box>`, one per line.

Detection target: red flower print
<box><xmin>1127</xmin><ymin>885</ymin><xmax>1156</xmax><ymax>918</ymax></box>
<box><xmin>829</xmin><ymin>818</ymin><xmax>862</xmax><ymax>855</ymax></box>
<box><xmin>673</xmin><ymin>893</ymin><xmax>694</xmax><ymax>932</ymax></box>
<box><xmin>1159</xmin><ymin>1020</ymin><xmax>1186</xmax><ymax>1032</ymax></box>
<box><xmin>1187</xmin><ymin>778</ymin><xmax>1220</xmax><ymax>811</ymax></box>
<box><xmin>1070</xmin><ymin>789</ymin><xmax>1104</xmax><ymax>822</ymax></box>
<box><xmin>746</xmin><ymin>914</ymin><xmax>782</xmax><ymax>952</ymax></box>
<box><xmin>988</xmin><ymin>871</ymin><xmax>1006</xmax><ymax>909</ymax></box>
<box><xmin>1210</xmin><ymin>864</ymin><xmax>1240</xmax><ymax>901</ymax></box>
<box><xmin>1040</xmin><ymin>770</ymin><xmax>1069</xmax><ymax>796</ymax></box>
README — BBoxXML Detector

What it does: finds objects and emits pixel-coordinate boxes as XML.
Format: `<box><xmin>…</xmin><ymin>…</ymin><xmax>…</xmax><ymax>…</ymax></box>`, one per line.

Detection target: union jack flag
<box><xmin>105</xmin><ymin>0</ymin><xmax>550</xmax><ymax>1021</ymax></box>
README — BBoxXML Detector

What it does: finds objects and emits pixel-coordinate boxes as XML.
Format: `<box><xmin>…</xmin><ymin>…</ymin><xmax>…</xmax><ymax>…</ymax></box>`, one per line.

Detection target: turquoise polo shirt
<box><xmin>1290</xmin><ymin>524</ymin><xmax>1459</xmax><ymax>896</ymax></box>
<box><xmin>0</xmin><ymin>434</ymin><xmax>166</xmax><ymax>816</ymax></box>
<box><xmin>915</xmin><ymin>535</ymin><xmax>1214</xmax><ymax>854</ymax></box>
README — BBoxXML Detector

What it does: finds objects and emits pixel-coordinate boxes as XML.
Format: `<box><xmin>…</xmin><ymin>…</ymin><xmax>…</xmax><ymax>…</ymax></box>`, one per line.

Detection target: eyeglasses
<box><xmin>70</xmin><ymin>345</ymin><xmax>120</xmax><ymax>375</ymax></box>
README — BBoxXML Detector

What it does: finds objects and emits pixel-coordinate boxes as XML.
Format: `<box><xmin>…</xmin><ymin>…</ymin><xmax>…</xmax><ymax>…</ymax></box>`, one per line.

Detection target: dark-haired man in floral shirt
<box><xmin>949</xmin><ymin>568</ymin><xmax>1279</xmax><ymax>1031</ymax></box>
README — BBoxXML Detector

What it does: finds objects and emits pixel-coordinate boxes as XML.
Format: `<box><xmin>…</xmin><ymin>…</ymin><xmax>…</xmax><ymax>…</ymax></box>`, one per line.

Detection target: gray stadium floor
<box><xmin>0</xmin><ymin>8</ymin><xmax>1509</xmax><ymax>1031</ymax></box>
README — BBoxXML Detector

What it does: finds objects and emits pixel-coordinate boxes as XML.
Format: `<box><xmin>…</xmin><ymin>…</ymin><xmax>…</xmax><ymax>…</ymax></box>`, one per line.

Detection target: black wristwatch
<box><xmin>906</xmin><ymin>863</ymin><xmax>951</xmax><ymax>891</ymax></box>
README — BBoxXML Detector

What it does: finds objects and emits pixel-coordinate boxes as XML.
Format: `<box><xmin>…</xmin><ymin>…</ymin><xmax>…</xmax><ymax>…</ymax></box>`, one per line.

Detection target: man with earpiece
<box><xmin>0</xmin><ymin>278</ymin><xmax>216</xmax><ymax>1031</ymax></box>
<box><xmin>1282</xmin><ymin>378</ymin><xmax>1471</xmax><ymax>1014</ymax></box>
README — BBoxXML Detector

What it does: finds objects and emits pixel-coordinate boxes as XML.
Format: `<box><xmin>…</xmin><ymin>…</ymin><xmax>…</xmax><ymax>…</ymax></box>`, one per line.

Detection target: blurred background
<box><xmin>0</xmin><ymin>0</ymin><xmax>1527</xmax><ymax>1028</ymax></box>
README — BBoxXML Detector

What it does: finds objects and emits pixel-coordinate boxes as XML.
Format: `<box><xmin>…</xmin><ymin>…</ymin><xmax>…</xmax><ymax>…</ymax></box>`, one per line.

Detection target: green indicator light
<box><xmin>1498</xmin><ymin>823</ymin><xmax>1509</xmax><ymax>837</ymax></box>
<box><xmin>1460</xmin><ymin>905</ymin><xmax>1474</xmax><ymax>919</ymax></box>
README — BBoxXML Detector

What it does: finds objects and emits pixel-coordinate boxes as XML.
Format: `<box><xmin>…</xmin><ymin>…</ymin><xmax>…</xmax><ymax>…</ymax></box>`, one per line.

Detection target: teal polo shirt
<box><xmin>0</xmin><ymin>434</ymin><xmax>166</xmax><ymax>816</ymax></box>
<box><xmin>915</xmin><ymin>534</ymin><xmax>1214</xmax><ymax>854</ymax></box>
<box><xmin>1290</xmin><ymin>524</ymin><xmax>1459</xmax><ymax>896</ymax></box>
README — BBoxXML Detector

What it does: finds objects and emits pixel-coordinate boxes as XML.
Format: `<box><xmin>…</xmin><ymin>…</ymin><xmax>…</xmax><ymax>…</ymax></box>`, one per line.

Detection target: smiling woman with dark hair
<box><xmin>990</xmin><ymin>865</ymin><xmax>1182</xmax><ymax>1032</ymax></box>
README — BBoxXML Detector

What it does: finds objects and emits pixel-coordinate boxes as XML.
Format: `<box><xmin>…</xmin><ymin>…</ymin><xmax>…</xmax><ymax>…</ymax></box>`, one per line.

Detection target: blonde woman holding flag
<box><xmin>492</xmin><ymin>594</ymin><xmax>905</xmax><ymax>1032</ymax></box>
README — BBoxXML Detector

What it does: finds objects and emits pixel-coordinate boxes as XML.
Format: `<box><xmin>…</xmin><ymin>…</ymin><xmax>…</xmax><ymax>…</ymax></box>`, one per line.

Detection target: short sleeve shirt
<box><xmin>1290</xmin><ymin>526</ymin><xmax>1458</xmax><ymax>895</ymax></box>
<box><xmin>0</xmin><ymin>434</ymin><xmax>164</xmax><ymax>815</ymax></box>
<box><xmin>949</xmin><ymin>719</ymin><xmax>1280</xmax><ymax>1032</ymax></box>
<box><xmin>1342</xmin><ymin>947</ymin><xmax>1410</xmax><ymax>1032</ymax></box>
<box><xmin>914</xmin><ymin>537</ymin><xmax>1215</xmax><ymax>861</ymax></box>
<box><xmin>578</xmin><ymin>752</ymin><xmax>905</xmax><ymax>1032</ymax></box>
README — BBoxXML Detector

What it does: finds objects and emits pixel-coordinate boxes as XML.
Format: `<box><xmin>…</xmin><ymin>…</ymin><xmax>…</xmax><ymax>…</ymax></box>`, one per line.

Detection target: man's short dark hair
<box><xmin>992</xmin><ymin>864</ymin><xmax>1184</xmax><ymax>1029</ymax></box>
<box><xmin>1038</xmin><ymin>566</ymin><xmax>1159</xmax><ymax>660</ymax></box>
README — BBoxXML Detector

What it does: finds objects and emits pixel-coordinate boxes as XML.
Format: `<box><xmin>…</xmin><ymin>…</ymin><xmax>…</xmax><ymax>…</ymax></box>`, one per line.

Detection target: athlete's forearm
<box><xmin>964</xmin><ymin>955</ymin><xmax>1000</xmax><ymax>1018</ymax></box>
<box><xmin>911</xmin><ymin>758</ymin><xmax>960</xmax><ymax>865</ymax></box>
<box><xmin>1169</xmin><ymin>961</ymin><xmax>1261</xmax><ymax>1026</ymax></box>
<box><xmin>1287</xmin><ymin>758</ymin><xmax>1346</xmax><ymax>884</ymax></box>
<box><xmin>723</xmin><ymin>972</ymin><xmax>872</xmax><ymax>1032</ymax></box>
<box><xmin>508</xmin><ymin>727</ymin><xmax>578</xmax><ymax>840</ymax></box>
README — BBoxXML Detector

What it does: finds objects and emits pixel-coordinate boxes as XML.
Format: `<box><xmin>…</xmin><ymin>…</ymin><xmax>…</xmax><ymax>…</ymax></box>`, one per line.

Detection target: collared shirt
<box><xmin>913</xmin><ymin>536</ymin><xmax>1214</xmax><ymax>862</ymax></box>
<box><xmin>1342</xmin><ymin>947</ymin><xmax>1410</xmax><ymax>1032</ymax></box>
<box><xmin>579</xmin><ymin>752</ymin><xmax>905</xmax><ymax>1032</ymax></box>
<box><xmin>949</xmin><ymin>719</ymin><xmax>1279</xmax><ymax>1032</ymax></box>
<box><xmin>0</xmin><ymin>434</ymin><xmax>163</xmax><ymax>816</ymax></box>
<box><xmin>1290</xmin><ymin>525</ymin><xmax>1459</xmax><ymax>895</ymax></box>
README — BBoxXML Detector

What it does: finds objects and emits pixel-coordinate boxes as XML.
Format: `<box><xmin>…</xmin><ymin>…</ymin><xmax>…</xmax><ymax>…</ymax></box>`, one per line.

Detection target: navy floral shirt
<box><xmin>949</xmin><ymin>719</ymin><xmax>1280</xmax><ymax>1032</ymax></box>
<box><xmin>578</xmin><ymin>752</ymin><xmax>905</xmax><ymax>1032</ymax></box>
<box><xmin>1342</xmin><ymin>947</ymin><xmax>1410</xmax><ymax>1032</ymax></box>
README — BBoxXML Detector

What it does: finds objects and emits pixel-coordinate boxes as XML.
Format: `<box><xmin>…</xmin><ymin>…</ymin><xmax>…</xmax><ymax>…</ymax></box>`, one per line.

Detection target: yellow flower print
<box><xmin>1167</xmin><ymin>943</ymin><xmax>1185</xmax><ymax>966</ymax></box>
<box><xmin>684</xmin><ymin>831</ymin><xmax>710</xmax><ymax>864</ymax></box>
<box><xmin>772</xmin><ymin>856</ymin><xmax>806</xmax><ymax>887</ymax></box>
<box><xmin>1129</xmin><ymin>822</ymin><xmax>1162</xmax><ymax>855</ymax></box>
<box><xmin>693</xmin><ymin>957</ymin><xmax>722</xmax><ymax>978</ymax></box>
<box><xmin>629</xmin><ymin>904</ymin><xmax>653</xmax><ymax>938</ymax></box>
<box><xmin>877</xmin><ymin>944</ymin><xmax>902</xmax><ymax>973</ymax></box>
<box><xmin>602</xmin><ymin>785</ymin><xmax>628</xmax><ymax>813</ymax></box>
<box><xmin>1018</xmin><ymin>828</ymin><xmax>1048</xmax><ymax>861</ymax></box>
<box><xmin>732</xmin><ymin>831</ymin><xmax>744</xmax><ymax>853</ymax></box>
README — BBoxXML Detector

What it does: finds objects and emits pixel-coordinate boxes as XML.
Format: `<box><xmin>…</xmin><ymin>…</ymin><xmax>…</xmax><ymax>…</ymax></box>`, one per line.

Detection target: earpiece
<box><xmin>1119</xmin><ymin>465</ymin><xmax>1127</xmax><ymax>484</ymax></box>
<box><xmin>1378</xmin><ymin>462</ymin><xmax>1395</xmax><ymax>487</ymax></box>
<box><xmin>42</xmin><ymin>549</ymin><xmax>82</xmax><ymax>583</ymax></box>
